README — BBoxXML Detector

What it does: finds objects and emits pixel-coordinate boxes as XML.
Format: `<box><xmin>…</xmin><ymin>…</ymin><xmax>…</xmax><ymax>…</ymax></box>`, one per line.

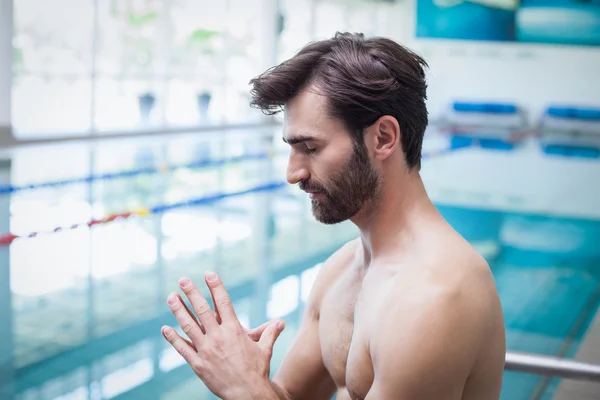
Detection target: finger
<box><xmin>182</xmin><ymin>335</ymin><xmax>197</xmax><ymax>351</ymax></box>
<box><xmin>209</xmin><ymin>288</ymin><xmax>222</xmax><ymax>325</ymax></box>
<box><xmin>259</xmin><ymin>319</ymin><xmax>285</xmax><ymax>356</ymax></box>
<box><xmin>162</xmin><ymin>325</ymin><xmax>198</xmax><ymax>366</ymax></box>
<box><xmin>245</xmin><ymin>320</ymin><xmax>273</xmax><ymax>342</ymax></box>
<box><xmin>205</xmin><ymin>271</ymin><xmax>238</xmax><ymax>325</ymax></box>
<box><xmin>167</xmin><ymin>292</ymin><xmax>205</xmax><ymax>346</ymax></box>
<box><xmin>172</xmin><ymin>328</ymin><xmax>198</xmax><ymax>351</ymax></box>
<box><xmin>179</xmin><ymin>277</ymin><xmax>219</xmax><ymax>333</ymax></box>
<box><xmin>176</xmin><ymin>293</ymin><xmax>206</xmax><ymax>335</ymax></box>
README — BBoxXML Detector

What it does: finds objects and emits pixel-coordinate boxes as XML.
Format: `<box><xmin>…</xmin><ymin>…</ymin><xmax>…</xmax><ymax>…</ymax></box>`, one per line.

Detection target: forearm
<box><xmin>266</xmin><ymin>381</ymin><xmax>293</xmax><ymax>400</ymax></box>
<box><xmin>246</xmin><ymin>377</ymin><xmax>335</xmax><ymax>400</ymax></box>
<box><xmin>227</xmin><ymin>380</ymin><xmax>292</xmax><ymax>400</ymax></box>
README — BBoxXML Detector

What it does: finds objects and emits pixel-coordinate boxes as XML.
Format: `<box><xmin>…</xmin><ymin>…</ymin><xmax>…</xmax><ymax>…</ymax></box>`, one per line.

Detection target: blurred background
<box><xmin>0</xmin><ymin>0</ymin><xmax>599</xmax><ymax>399</ymax></box>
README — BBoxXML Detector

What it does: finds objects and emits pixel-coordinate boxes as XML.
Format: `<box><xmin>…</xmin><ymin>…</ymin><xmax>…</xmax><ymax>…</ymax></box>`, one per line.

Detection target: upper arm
<box><xmin>271</xmin><ymin>307</ymin><xmax>335</xmax><ymax>400</ymax></box>
<box><xmin>366</xmin><ymin>287</ymin><xmax>484</xmax><ymax>400</ymax></box>
<box><xmin>272</xmin><ymin>239</ymin><xmax>358</xmax><ymax>400</ymax></box>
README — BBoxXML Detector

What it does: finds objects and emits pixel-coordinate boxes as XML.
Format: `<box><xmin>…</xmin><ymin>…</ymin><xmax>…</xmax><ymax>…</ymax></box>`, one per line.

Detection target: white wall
<box><xmin>379</xmin><ymin>0</ymin><xmax>600</xmax><ymax>124</ymax></box>
<box><xmin>0</xmin><ymin>0</ymin><xmax>12</xmax><ymax>127</ymax></box>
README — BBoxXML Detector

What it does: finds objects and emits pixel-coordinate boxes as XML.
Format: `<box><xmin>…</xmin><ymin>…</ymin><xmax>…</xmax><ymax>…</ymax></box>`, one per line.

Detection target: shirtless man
<box><xmin>161</xmin><ymin>32</ymin><xmax>506</xmax><ymax>399</ymax></box>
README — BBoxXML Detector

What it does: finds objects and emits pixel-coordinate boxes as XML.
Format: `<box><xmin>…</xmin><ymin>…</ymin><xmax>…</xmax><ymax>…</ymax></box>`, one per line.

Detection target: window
<box><xmin>12</xmin><ymin>0</ymin><xmax>94</xmax><ymax>136</ymax></box>
<box><xmin>10</xmin><ymin>0</ymin><xmax>277</xmax><ymax>138</ymax></box>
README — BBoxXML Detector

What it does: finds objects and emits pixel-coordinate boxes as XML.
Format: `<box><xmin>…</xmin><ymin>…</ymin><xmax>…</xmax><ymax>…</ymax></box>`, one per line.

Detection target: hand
<box><xmin>161</xmin><ymin>271</ymin><xmax>285</xmax><ymax>400</ymax></box>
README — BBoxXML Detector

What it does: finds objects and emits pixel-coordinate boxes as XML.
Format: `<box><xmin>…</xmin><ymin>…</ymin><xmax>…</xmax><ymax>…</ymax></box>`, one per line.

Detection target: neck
<box><xmin>351</xmin><ymin>168</ymin><xmax>440</xmax><ymax>266</ymax></box>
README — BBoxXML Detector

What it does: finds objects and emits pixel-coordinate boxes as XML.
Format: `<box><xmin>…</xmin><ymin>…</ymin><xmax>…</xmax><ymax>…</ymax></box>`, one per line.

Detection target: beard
<box><xmin>300</xmin><ymin>141</ymin><xmax>381</xmax><ymax>225</ymax></box>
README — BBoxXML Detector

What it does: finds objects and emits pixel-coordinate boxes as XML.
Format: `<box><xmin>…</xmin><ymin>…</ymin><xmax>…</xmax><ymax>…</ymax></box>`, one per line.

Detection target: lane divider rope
<box><xmin>0</xmin><ymin>181</ymin><xmax>287</xmax><ymax>246</ymax></box>
<box><xmin>0</xmin><ymin>152</ymin><xmax>270</xmax><ymax>194</ymax></box>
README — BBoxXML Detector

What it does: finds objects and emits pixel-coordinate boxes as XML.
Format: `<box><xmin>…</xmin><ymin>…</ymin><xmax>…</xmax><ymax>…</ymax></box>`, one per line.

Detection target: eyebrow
<box><xmin>282</xmin><ymin>134</ymin><xmax>317</xmax><ymax>145</ymax></box>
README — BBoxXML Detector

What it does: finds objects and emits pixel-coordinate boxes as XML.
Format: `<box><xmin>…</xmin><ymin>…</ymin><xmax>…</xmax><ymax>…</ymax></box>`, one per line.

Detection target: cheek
<box><xmin>313</xmin><ymin>148</ymin><xmax>350</xmax><ymax>181</ymax></box>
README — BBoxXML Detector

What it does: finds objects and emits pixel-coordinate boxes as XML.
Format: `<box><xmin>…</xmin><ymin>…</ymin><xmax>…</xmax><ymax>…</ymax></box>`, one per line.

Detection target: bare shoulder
<box><xmin>374</xmin><ymin>253</ymin><xmax>496</xmax><ymax>343</ymax></box>
<box><xmin>442</xmin><ymin>235</ymin><xmax>503</xmax><ymax>321</ymax></box>
<box><xmin>418</xmin><ymin>236</ymin><xmax>502</xmax><ymax>336</ymax></box>
<box><xmin>415</xmin><ymin>226</ymin><xmax>501</xmax><ymax>316</ymax></box>
<box><xmin>305</xmin><ymin>238</ymin><xmax>360</xmax><ymax>317</ymax></box>
<box><xmin>368</xmin><ymin>237</ymin><xmax>504</xmax><ymax>396</ymax></box>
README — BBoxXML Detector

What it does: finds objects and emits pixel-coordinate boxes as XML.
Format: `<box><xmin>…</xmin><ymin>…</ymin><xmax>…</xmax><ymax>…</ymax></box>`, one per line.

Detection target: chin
<box><xmin>311</xmin><ymin>204</ymin><xmax>356</xmax><ymax>225</ymax></box>
<box><xmin>314</xmin><ymin>215</ymin><xmax>347</xmax><ymax>225</ymax></box>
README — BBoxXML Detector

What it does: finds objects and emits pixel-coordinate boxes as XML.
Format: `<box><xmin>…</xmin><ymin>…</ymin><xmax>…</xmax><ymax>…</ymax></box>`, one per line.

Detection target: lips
<box><xmin>300</xmin><ymin>183</ymin><xmax>325</xmax><ymax>200</ymax></box>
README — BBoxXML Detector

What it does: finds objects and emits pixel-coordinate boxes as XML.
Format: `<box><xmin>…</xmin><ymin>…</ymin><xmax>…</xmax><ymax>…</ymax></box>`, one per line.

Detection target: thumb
<box><xmin>245</xmin><ymin>320</ymin><xmax>272</xmax><ymax>342</ymax></box>
<box><xmin>258</xmin><ymin>319</ymin><xmax>285</xmax><ymax>356</ymax></box>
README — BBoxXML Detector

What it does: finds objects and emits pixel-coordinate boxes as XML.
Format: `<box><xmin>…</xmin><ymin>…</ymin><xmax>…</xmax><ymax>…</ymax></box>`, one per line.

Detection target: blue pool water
<box><xmin>0</xmin><ymin>129</ymin><xmax>599</xmax><ymax>400</ymax></box>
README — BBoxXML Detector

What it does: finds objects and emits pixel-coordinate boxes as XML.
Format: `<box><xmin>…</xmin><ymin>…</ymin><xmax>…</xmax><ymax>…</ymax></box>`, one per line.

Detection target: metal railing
<box><xmin>505</xmin><ymin>351</ymin><xmax>600</xmax><ymax>382</ymax></box>
<box><xmin>0</xmin><ymin>120</ymin><xmax>279</xmax><ymax>149</ymax></box>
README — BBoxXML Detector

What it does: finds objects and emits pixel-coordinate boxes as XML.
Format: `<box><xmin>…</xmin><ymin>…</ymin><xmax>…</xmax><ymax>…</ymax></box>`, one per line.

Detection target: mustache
<box><xmin>299</xmin><ymin>180</ymin><xmax>327</xmax><ymax>194</ymax></box>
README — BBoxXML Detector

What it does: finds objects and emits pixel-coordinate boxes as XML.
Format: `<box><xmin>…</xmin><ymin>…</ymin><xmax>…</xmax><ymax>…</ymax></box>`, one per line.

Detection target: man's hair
<box><xmin>248</xmin><ymin>32</ymin><xmax>429</xmax><ymax>169</ymax></box>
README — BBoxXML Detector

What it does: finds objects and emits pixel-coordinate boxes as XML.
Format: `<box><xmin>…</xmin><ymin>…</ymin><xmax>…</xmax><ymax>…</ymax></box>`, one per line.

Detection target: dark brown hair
<box><xmin>249</xmin><ymin>32</ymin><xmax>429</xmax><ymax>169</ymax></box>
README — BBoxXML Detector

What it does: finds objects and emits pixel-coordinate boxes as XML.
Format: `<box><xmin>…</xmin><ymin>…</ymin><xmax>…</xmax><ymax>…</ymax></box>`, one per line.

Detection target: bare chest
<box><xmin>318</xmin><ymin>272</ymin><xmax>375</xmax><ymax>400</ymax></box>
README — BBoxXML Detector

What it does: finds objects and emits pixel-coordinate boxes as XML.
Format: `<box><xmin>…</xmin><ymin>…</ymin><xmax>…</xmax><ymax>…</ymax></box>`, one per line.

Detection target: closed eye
<box><xmin>283</xmin><ymin>135</ymin><xmax>319</xmax><ymax>154</ymax></box>
<box><xmin>290</xmin><ymin>142</ymin><xmax>316</xmax><ymax>154</ymax></box>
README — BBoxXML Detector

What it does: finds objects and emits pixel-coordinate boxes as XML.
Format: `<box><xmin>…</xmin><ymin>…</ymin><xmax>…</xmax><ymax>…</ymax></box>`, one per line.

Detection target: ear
<box><xmin>370</xmin><ymin>116</ymin><xmax>400</xmax><ymax>161</ymax></box>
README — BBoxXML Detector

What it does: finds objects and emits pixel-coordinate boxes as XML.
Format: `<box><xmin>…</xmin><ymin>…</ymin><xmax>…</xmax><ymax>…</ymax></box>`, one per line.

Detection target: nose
<box><xmin>286</xmin><ymin>152</ymin><xmax>310</xmax><ymax>185</ymax></box>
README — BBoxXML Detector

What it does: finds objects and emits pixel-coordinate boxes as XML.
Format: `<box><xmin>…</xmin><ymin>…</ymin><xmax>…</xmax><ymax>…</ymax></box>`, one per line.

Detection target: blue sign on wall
<box><xmin>416</xmin><ymin>0</ymin><xmax>600</xmax><ymax>46</ymax></box>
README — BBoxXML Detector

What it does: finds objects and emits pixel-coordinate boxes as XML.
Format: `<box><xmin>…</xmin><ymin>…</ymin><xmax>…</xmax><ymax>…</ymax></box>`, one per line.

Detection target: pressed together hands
<box><xmin>161</xmin><ymin>271</ymin><xmax>286</xmax><ymax>399</ymax></box>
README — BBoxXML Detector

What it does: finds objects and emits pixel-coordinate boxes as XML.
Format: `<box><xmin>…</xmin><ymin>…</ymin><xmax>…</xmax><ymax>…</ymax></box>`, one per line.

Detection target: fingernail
<box><xmin>162</xmin><ymin>326</ymin><xmax>173</xmax><ymax>337</ymax></box>
<box><xmin>179</xmin><ymin>277</ymin><xmax>191</xmax><ymax>288</ymax></box>
<box><xmin>206</xmin><ymin>271</ymin><xmax>217</xmax><ymax>282</ymax></box>
<box><xmin>167</xmin><ymin>294</ymin><xmax>177</xmax><ymax>306</ymax></box>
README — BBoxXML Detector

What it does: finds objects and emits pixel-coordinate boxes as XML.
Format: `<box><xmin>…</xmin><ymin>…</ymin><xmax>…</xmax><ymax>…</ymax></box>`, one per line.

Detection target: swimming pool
<box><xmin>0</xmin><ymin>128</ymin><xmax>599</xmax><ymax>400</ymax></box>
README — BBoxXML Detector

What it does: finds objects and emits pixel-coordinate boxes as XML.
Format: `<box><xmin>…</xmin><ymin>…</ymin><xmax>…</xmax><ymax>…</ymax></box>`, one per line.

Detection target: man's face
<box><xmin>283</xmin><ymin>89</ymin><xmax>381</xmax><ymax>224</ymax></box>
